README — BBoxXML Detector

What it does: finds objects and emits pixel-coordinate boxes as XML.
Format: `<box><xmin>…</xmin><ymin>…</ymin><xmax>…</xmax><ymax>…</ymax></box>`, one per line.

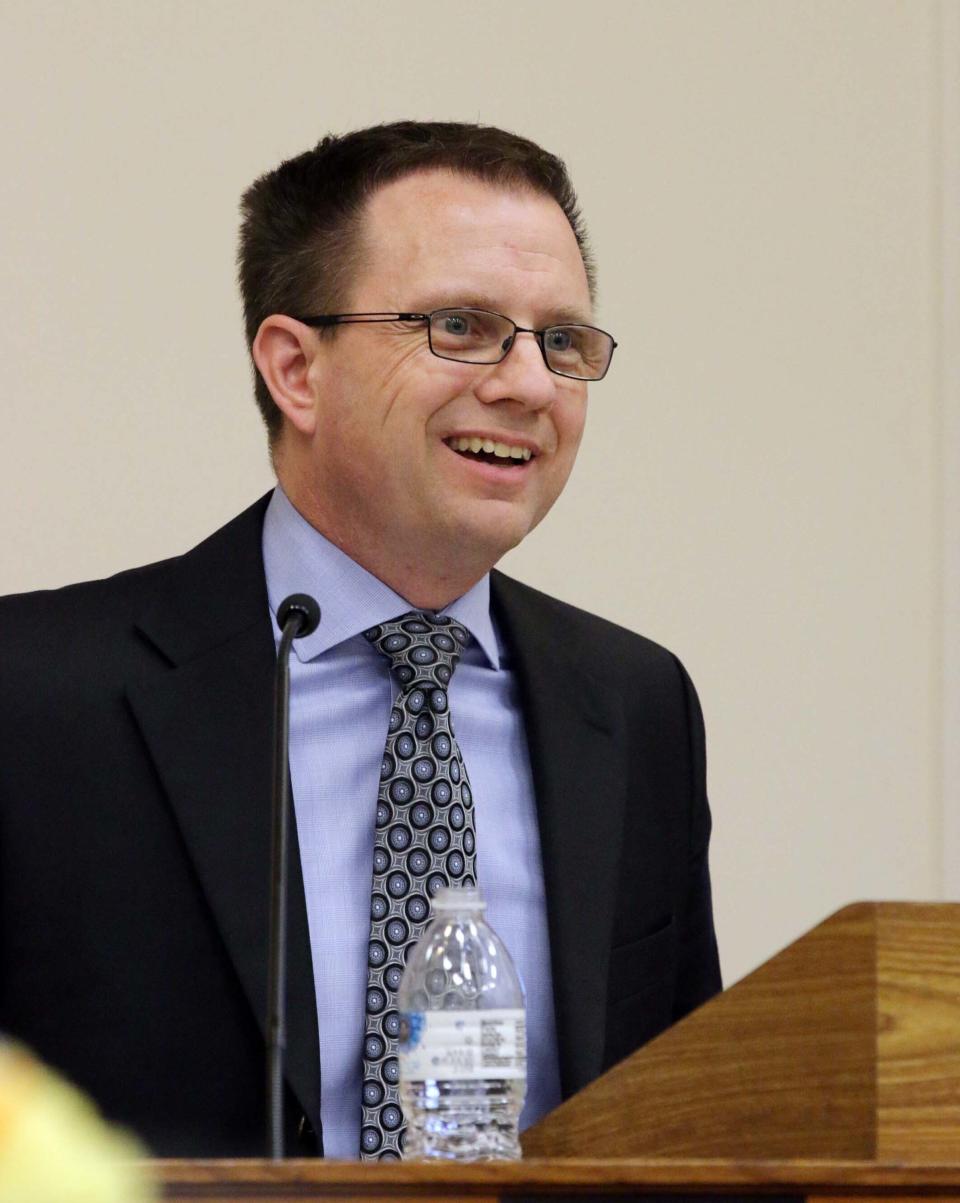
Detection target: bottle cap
<box><xmin>432</xmin><ymin>885</ymin><xmax>486</xmax><ymax>912</ymax></box>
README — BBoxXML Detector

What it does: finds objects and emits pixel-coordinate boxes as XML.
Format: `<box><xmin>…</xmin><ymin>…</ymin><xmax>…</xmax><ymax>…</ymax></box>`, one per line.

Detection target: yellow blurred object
<box><xmin>0</xmin><ymin>1041</ymin><xmax>155</xmax><ymax>1203</ymax></box>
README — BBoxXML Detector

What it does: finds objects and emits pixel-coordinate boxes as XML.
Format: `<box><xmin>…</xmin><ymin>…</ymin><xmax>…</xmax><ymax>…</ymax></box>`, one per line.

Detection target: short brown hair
<box><xmin>238</xmin><ymin>120</ymin><xmax>595</xmax><ymax>441</ymax></box>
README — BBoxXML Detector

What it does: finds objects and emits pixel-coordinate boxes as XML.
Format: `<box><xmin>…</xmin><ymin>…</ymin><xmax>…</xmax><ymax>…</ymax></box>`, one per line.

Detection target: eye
<box><xmin>429</xmin><ymin>309</ymin><xmax>510</xmax><ymax>361</ymax></box>
<box><xmin>545</xmin><ymin>328</ymin><xmax>573</xmax><ymax>352</ymax></box>
<box><xmin>443</xmin><ymin>312</ymin><xmax>471</xmax><ymax>336</ymax></box>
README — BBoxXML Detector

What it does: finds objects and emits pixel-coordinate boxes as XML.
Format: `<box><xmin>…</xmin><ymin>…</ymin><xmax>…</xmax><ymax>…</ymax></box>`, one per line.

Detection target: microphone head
<box><xmin>277</xmin><ymin>593</ymin><xmax>321</xmax><ymax>638</ymax></box>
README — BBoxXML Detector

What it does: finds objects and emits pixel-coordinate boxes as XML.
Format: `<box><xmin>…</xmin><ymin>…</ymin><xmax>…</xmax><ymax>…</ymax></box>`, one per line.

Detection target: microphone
<box><xmin>276</xmin><ymin>593</ymin><xmax>321</xmax><ymax>638</ymax></box>
<box><xmin>267</xmin><ymin>593</ymin><xmax>321</xmax><ymax>1160</ymax></box>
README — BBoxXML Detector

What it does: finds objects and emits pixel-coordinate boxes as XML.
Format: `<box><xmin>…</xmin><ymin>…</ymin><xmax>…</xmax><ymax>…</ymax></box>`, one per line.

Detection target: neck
<box><xmin>276</xmin><ymin>480</ymin><xmax>493</xmax><ymax>611</ymax></box>
<box><xmin>347</xmin><ymin>536</ymin><xmax>486</xmax><ymax>610</ymax></box>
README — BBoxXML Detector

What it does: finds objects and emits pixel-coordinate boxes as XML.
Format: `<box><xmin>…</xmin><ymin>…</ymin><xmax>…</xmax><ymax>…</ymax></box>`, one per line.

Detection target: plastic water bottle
<box><xmin>397</xmin><ymin>885</ymin><xmax>526</xmax><ymax>1160</ymax></box>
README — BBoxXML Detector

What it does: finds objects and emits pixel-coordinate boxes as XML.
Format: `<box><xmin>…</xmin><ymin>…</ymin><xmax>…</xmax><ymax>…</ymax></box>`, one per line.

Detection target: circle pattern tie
<box><xmin>359</xmin><ymin>612</ymin><xmax>478</xmax><ymax>1160</ymax></box>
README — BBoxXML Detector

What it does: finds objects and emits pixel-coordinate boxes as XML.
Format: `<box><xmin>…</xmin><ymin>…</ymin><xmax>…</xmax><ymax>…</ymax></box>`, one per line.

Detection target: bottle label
<box><xmin>399</xmin><ymin>1008</ymin><xmax>526</xmax><ymax>1082</ymax></box>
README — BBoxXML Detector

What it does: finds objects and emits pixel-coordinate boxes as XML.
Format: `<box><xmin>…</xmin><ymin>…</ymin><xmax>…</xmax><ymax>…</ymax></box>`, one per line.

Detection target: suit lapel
<box><xmin>491</xmin><ymin>572</ymin><xmax>627</xmax><ymax>1098</ymax></box>
<box><xmin>124</xmin><ymin>496</ymin><xmax>320</xmax><ymax>1133</ymax></box>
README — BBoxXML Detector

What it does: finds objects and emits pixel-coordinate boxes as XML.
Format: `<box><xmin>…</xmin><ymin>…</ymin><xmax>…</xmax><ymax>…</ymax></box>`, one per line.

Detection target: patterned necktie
<box><xmin>359</xmin><ymin>611</ymin><xmax>478</xmax><ymax>1160</ymax></box>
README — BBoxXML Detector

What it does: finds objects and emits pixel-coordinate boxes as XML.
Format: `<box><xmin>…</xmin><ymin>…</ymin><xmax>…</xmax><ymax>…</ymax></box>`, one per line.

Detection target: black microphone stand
<box><xmin>267</xmin><ymin>593</ymin><xmax>320</xmax><ymax>1160</ymax></box>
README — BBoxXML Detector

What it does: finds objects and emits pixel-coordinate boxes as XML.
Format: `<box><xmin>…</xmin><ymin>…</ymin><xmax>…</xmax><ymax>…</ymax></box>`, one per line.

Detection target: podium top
<box><xmin>156</xmin><ymin>1155</ymin><xmax>960</xmax><ymax>1199</ymax></box>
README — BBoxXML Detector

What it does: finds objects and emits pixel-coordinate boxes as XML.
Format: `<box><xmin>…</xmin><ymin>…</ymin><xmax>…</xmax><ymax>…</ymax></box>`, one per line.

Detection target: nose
<box><xmin>475</xmin><ymin>330</ymin><xmax>559</xmax><ymax>411</ymax></box>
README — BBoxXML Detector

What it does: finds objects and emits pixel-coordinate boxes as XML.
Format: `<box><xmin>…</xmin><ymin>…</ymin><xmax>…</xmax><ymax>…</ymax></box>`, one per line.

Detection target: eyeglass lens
<box><xmin>428</xmin><ymin>308</ymin><xmax>612</xmax><ymax>380</ymax></box>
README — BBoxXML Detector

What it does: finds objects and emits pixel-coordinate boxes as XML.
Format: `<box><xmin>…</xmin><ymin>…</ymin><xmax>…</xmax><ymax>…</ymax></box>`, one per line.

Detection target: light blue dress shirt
<box><xmin>262</xmin><ymin>486</ymin><xmax>562</xmax><ymax>1159</ymax></box>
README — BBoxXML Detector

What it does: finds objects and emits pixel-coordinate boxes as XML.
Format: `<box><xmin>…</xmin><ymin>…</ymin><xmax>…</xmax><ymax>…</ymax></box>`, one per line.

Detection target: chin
<box><xmin>444</xmin><ymin>509</ymin><xmax>533</xmax><ymax>567</ymax></box>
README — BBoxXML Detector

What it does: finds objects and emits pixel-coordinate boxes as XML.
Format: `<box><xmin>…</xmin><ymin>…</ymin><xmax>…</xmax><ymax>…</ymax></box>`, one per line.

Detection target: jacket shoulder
<box><xmin>490</xmin><ymin>569</ymin><xmax>684</xmax><ymax>675</ymax></box>
<box><xmin>0</xmin><ymin>494</ymin><xmax>272</xmax><ymax>670</ymax></box>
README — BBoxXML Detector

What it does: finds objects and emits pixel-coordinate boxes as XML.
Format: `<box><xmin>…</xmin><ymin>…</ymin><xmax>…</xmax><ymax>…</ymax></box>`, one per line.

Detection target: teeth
<box><xmin>446</xmin><ymin>437</ymin><xmax>534</xmax><ymax>461</ymax></box>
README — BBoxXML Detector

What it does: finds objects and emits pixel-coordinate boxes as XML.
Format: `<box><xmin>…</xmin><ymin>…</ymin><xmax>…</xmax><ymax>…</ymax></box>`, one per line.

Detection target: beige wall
<box><xmin>1</xmin><ymin>0</ymin><xmax>954</xmax><ymax>987</ymax></box>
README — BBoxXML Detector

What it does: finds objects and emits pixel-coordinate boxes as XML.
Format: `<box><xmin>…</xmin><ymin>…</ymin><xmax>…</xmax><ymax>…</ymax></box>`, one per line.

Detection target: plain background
<box><xmin>2</xmin><ymin>0</ymin><xmax>957</xmax><ymax>988</ymax></box>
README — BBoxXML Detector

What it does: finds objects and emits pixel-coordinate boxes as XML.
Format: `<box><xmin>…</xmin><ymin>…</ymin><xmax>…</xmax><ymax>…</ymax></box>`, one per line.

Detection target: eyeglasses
<box><xmin>292</xmin><ymin>308</ymin><xmax>618</xmax><ymax>381</ymax></box>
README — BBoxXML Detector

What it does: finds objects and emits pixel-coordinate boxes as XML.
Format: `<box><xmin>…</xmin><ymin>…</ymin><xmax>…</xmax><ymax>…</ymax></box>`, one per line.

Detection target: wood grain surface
<box><xmin>877</xmin><ymin>905</ymin><xmax>960</xmax><ymax>1159</ymax></box>
<box><xmin>522</xmin><ymin>904</ymin><xmax>877</xmax><ymax>1158</ymax></box>
<box><xmin>154</xmin><ymin>1156</ymin><xmax>960</xmax><ymax>1200</ymax></box>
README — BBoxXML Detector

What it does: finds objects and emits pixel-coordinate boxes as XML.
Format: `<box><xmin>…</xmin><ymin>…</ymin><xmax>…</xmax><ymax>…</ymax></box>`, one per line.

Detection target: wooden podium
<box><xmin>156</xmin><ymin>902</ymin><xmax>960</xmax><ymax>1200</ymax></box>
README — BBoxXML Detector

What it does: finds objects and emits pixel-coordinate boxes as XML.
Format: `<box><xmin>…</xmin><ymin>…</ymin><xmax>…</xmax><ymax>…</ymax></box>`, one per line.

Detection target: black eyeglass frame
<box><xmin>291</xmin><ymin>309</ymin><xmax>618</xmax><ymax>381</ymax></box>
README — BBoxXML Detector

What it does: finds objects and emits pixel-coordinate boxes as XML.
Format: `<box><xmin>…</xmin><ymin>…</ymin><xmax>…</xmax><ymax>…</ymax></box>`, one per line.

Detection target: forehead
<box><xmin>352</xmin><ymin>170</ymin><xmax>591</xmax><ymax>315</ymax></box>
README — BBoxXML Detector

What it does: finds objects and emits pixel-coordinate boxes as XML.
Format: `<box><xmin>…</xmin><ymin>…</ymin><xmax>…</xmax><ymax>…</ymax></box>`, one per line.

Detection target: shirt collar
<box><xmin>261</xmin><ymin>486</ymin><xmax>500</xmax><ymax>669</ymax></box>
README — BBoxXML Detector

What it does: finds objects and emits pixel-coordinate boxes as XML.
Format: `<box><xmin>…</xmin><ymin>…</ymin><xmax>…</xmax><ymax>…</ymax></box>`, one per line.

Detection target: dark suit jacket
<box><xmin>0</xmin><ymin>494</ymin><xmax>720</xmax><ymax>1157</ymax></box>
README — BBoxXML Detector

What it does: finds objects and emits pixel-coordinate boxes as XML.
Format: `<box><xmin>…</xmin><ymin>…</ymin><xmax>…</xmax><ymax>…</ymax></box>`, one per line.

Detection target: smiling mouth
<box><xmin>443</xmin><ymin>436</ymin><xmax>534</xmax><ymax>468</ymax></box>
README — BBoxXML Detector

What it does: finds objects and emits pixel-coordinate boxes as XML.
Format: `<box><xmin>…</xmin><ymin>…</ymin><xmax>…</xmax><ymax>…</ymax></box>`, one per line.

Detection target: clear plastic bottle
<box><xmin>397</xmin><ymin>885</ymin><xmax>526</xmax><ymax>1160</ymax></box>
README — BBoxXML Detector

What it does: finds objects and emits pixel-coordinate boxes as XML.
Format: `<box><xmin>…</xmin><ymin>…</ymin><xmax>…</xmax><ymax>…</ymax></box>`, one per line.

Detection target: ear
<box><xmin>252</xmin><ymin>315</ymin><xmax>323</xmax><ymax>437</ymax></box>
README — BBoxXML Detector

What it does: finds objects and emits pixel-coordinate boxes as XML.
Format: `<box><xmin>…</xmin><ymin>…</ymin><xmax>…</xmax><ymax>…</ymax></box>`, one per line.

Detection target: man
<box><xmin>0</xmin><ymin>122</ymin><xmax>720</xmax><ymax>1159</ymax></box>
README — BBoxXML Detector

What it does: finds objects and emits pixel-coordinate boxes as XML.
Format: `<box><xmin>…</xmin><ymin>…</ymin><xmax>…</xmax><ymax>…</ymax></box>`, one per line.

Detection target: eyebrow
<box><xmin>410</xmin><ymin>292</ymin><xmax>595</xmax><ymax>327</ymax></box>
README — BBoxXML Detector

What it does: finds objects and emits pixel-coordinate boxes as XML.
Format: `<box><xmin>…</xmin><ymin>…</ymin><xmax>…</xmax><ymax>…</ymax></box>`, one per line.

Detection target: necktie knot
<box><xmin>364</xmin><ymin>611</ymin><xmax>471</xmax><ymax>691</ymax></box>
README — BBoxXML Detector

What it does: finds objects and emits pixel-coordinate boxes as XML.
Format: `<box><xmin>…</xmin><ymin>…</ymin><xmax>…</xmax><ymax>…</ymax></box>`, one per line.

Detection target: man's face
<box><xmin>296</xmin><ymin>169</ymin><xmax>593</xmax><ymax>588</ymax></box>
